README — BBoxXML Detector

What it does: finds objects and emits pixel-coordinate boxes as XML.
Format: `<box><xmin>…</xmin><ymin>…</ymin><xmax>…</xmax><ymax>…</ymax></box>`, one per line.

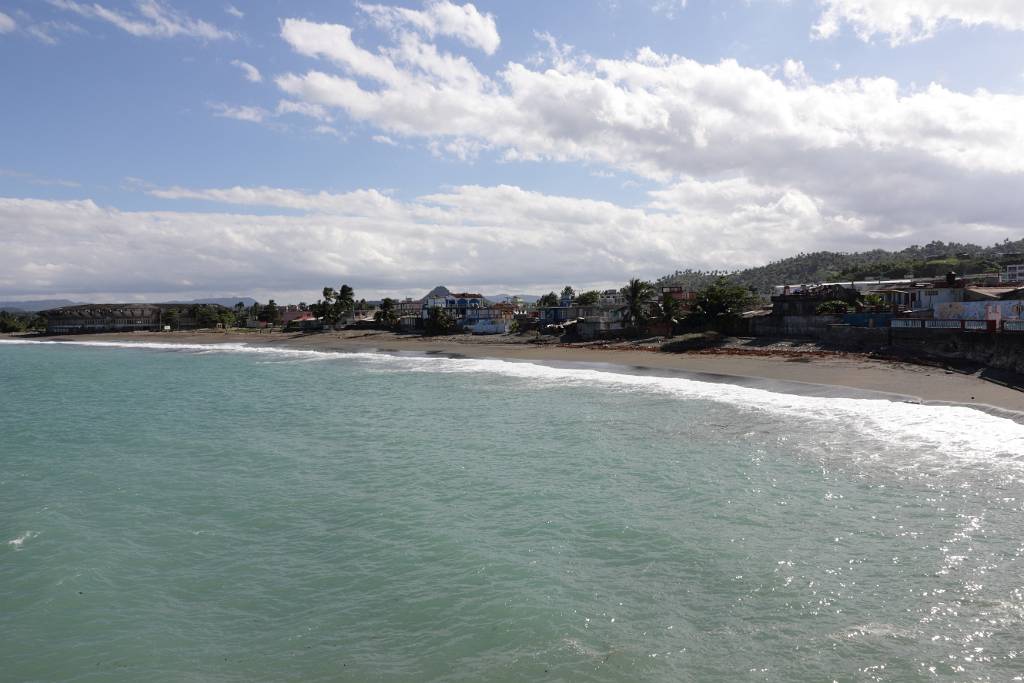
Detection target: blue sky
<box><xmin>1</xmin><ymin>0</ymin><xmax>1023</xmax><ymax>302</ymax></box>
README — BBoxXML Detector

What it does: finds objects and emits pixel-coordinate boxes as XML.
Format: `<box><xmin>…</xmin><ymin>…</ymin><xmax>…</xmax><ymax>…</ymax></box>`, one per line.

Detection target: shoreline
<box><xmin>11</xmin><ymin>329</ymin><xmax>1024</xmax><ymax>417</ymax></box>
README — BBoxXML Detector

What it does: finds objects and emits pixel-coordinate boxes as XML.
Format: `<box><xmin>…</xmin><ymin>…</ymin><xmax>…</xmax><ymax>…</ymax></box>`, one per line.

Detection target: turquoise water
<box><xmin>3</xmin><ymin>340</ymin><xmax>1024</xmax><ymax>682</ymax></box>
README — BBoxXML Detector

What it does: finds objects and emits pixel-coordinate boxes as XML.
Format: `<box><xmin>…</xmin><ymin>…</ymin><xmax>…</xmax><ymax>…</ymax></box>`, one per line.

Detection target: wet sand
<box><xmin>28</xmin><ymin>329</ymin><xmax>1024</xmax><ymax>416</ymax></box>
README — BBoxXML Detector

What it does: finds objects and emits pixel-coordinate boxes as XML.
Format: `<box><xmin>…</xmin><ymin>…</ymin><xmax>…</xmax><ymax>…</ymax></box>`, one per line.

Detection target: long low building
<box><xmin>41</xmin><ymin>303</ymin><xmax>228</xmax><ymax>334</ymax></box>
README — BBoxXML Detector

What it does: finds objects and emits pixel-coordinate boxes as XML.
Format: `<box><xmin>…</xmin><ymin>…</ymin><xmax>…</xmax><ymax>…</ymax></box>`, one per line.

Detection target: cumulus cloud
<box><xmin>275</xmin><ymin>22</ymin><xmax>1024</xmax><ymax>183</ymax></box>
<box><xmin>268</xmin><ymin>18</ymin><xmax>1024</xmax><ymax>252</ymax></box>
<box><xmin>812</xmin><ymin>0</ymin><xmax>1024</xmax><ymax>44</ymax></box>
<box><xmin>48</xmin><ymin>0</ymin><xmax>234</xmax><ymax>40</ymax></box>
<box><xmin>3</xmin><ymin>175</ymin><xmax>1017</xmax><ymax>300</ymax></box>
<box><xmin>225</xmin><ymin>4</ymin><xmax>244</xmax><ymax>19</ymax></box>
<box><xmin>0</xmin><ymin>11</ymin><xmax>16</xmax><ymax>34</ymax></box>
<box><xmin>358</xmin><ymin>0</ymin><xmax>500</xmax><ymax>55</ymax></box>
<box><xmin>231</xmin><ymin>59</ymin><xmax>262</xmax><ymax>83</ymax></box>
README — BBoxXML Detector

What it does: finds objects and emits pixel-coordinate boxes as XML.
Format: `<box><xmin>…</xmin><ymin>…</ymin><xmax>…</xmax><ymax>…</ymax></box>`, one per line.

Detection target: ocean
<box><xmin>3</xmin><ymin>339</ymin><xmax>1024</xmax><ymax>682</ymax></box>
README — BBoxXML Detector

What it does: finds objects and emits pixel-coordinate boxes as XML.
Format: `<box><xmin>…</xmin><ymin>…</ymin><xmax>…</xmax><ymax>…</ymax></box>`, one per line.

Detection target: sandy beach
<box><xmin>24</xmin><ymin>329</ymin><xmax>1024</xmax><ymax>417</ymax></box>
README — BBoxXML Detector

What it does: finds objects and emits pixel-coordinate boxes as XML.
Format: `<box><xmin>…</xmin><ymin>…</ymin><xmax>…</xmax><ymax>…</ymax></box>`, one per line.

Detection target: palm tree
<box><xmin>660</xmin><ymin>292</ymin><xmax>679</xmax><ymax>338</ymax></box>
<box><xmin>321</xmin><ymin>287</ymin><xmax>337</xmax><ymax>324</ymax></box>
<box><xmin>622</xmin><ymin>278</ymin><xmax>656</xmax><ymax>330</ymax></box>
<box><xmin>374</xmin><ymin>297</ymin><xmax>398</xmax><ymax>328</ymax></box>
<box><xmin>334</xmin><ymin>284</ymin><xmax>355</xmax><ymax>322</ymax></box>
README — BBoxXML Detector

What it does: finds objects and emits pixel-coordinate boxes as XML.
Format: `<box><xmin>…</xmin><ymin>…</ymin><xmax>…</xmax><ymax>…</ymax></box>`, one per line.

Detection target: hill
<box><xmin>658</xmin><ymin>239</ymin><xmax>1024</xmax><ymax>295</ymax></box>
<box><xmin>0</xmin><ymin>299</ymin><xmax>80</xmax><ymax>312</ymax></box>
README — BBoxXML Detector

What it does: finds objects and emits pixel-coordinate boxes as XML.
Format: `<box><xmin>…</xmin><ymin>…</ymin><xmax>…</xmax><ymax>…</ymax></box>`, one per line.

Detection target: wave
<box><xmin>7</xmin><ymin>531</ymin><xmax>38</xmax><ymax>550</ymax></box>
<box><xmin>5</xmin><ymin>338</ymin><xmax>1024</xmax><ymax>461</ymax></box>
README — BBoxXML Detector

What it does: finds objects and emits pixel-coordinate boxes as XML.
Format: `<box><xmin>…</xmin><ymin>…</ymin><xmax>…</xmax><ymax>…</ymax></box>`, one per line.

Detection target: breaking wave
<box><xmin>5</xmin><ymin>338</ymin><xmax>1024</xmax><ymax>462</ymax></box>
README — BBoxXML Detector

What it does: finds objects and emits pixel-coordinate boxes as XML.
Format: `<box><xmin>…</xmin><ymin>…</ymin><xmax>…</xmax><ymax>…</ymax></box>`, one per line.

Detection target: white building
<box><xmin>1000</xmin><ymin>264</ymin><xmax>1024</xmax><ymax>283</ymax></box>
<box><xmin>599</xmin><ymin>289</ymin><xmax>624</xmax><ymax>306</ymax></box>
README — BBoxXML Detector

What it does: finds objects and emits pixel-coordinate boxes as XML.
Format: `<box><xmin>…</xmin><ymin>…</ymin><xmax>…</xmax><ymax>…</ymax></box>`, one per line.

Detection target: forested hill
<box><xmin>658</xmin><ymin>239</ymin><xmax>1024</xmax><ymax>295</ymax></box>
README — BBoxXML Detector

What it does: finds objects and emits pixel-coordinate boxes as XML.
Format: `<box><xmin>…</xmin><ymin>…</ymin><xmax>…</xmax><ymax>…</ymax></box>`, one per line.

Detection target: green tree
<box><xmin>537</xmin><ymin>291</ymin><xmax>559</xmax><ymax>308</ymax></box>
<box><xmin>332</xmin><ymin>284</ymin><xmax>355</xmax><ymax>323</ymax></box>
<box><xmin>690</xmin><ymin>278</ymin><xmax>754</xmax><ymax>329</ymax></box>
<box><xmin>861</xmin><ymin>293</ymin><xmax>885</xmax><ymax>309</ymax></box>
<box><xmin>561</xmin><ymin>286</ymin><xmax>575</xmax><ymax>301</ymax></box>
<box><xmin>262</xmin><ymin>300</ymin><xmax>282</xmax><ymax>326</ymax></box>
<box><xmin>424</xmin><ymin>306</ymin><xmax>456</xmax><ymax>336</ymax></box>
<box><xmin>660</xmin><ymin>292</ymin><xmax>679</xmax><ymax>337</ymax></box>
<box><xmin>815</xmin><ymin>300</ymin><xmax>850</xmax><ymax>315</ymax></box>
<box><xmin>162</xmin><ymin>308</ymin><xmax>180</xmax><ymax>331</ymax></box>
<box><xmin>218</xmin><ymin>309</ymin><xmax>237</xmax><ymax>329</ymax></box>
<box><xmin>622</xmin><ymin>278</ymin><xmax>656</xmax><ymax>329</ymax></box>
<box><xmin>196</xmin><ymin>305</ymin><xmax>222</xmax><ymax>328</ymax></box>
<box><xmin>374</xmin><ymin>297</ymin><xmax>399</xmax><ymax>328</ymax></box>
<box><xmin>0</xmin><ymin>311</ymin><xmax>27</xmax><ymax>333</ymax></box>
<box><xmin>321</xmin><ymin>287</ymin><xmax>337</xmax><ymax>324</ymax></box>
<box><xmin>575</xmin><ymin>290</ymin><xmax>601</xmax><ymax>306</ymax></box>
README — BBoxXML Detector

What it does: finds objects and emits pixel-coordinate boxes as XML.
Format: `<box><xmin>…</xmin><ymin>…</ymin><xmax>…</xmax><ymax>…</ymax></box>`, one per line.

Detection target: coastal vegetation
<box><xmin>686</xmin><ymin>278</ymin><xmax>757</xmax><ymax>331</ymax></box>
<box><xmin>658</xmin><ymin>238</ymin><xmax>1024</xmax><ymax>295</ymax></box>
<box><xmin>623</xmin><ymin>278</ymin><xmax>656</xmax><ymax>329</ymax></box>
<box><xmin>536</xmin><ymin>292</ymin><xmax>559</xmax><ymax>308</ymax></box>
<box><xmin>0</xmin><ymin>310</ymin><xmax>44</xmax><ymax>333</ymax></box>
<box><xmin>424</xmin><ymin>306</ymin><xmax>456</xmax><ymax>336</ymax></box>
<box><xmin>374</xmin><ymin>298</ymin><xmax>399</xmax><ymax>328</ymax></box>
<box><xmin>313</xmin><ymin>285</ymin><xmax>355</xmax><ymax>325</ymax></box>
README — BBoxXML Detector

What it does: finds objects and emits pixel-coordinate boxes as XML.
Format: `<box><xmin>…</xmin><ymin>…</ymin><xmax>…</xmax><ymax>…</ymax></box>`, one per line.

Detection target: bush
<box><xmin>816</xmin><ymin>300</ymin><xmax>850</xmax><ymax>315</ymax></box>
<box><xmin>424</xmin><ymin>307</ymin><xmax>456</xmax><ymax>336</ymax></box>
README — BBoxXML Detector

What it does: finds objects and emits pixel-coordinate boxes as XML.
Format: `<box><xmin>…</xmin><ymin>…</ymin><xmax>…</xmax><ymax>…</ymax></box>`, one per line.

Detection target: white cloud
<box><xmin>275</xmin><ymin>99</ymin><xmax>332</xmax><ymax>121</ymax></box>
<box><xmin>813</xmin><ymin>0</ymin><xmax>1024</xmax><ymax>44</ymax></box>
<box><xmin>24</xmin><ymin>20</ymin><xmax>86</xmax><ymax>45</ymax></box>
<box><xmin>231</xmin><ymin>59</ymin><xmax>262</xmax><ymax>83</ymax></box>
<box><xmin>782</xmin><ymin>58</ymin><xmax>811</xmax><ymax>85</ymax></box>
<box><xmin>0</xmin><ymin>11</ymin><xmax>16</xmax><ymax>34</ymax></box>
<box><xmin>314</xmin><ymin>125</ymin><xmax>344</xmax><ymax>137</ymax></box>
<box><xmin>268</xmin><ymin>19</ymin><xmax>1024</xmax><ymax>260</ymax></box>
<box><xmin>147</xmin><ymin>185</ymin><xmax>397</xmax><ymax>214</ymax></box>
<box><xmin>208</xmin><ymin>102</ymin><xmax>267</xmax><ymax>123</ymax></box>
<box><xmin>650</xmin><ymin>1</ymin><xmax>687</xmax><ymax>19</ymax></box>
<box><xmin>5</xmin><ymin>170</ymin><xmax>1016</xmax><ymax>300</ymax></box>
<box><xmin>358</xmin><ymin>0</ymin><xmax>500</xmax><ymax>55</ymax></box>
<box><xmin>48</xmin><ymin>0</ymin><xmax>234</xmax><ymax>41</ymax></box>
<box><xmin>372</xmin><ymin>135</ymin><xmax>398</xmax><ymax>146</ymax></box>
<box><xmin>276</xmin><ymin>22</ymin><xmax>1024</xmax><ymax>184</ymax></box>
<box><xmin>225</xmin><ymin>4</ymin><xmax>244</xmax><ymax>19</ymax></box>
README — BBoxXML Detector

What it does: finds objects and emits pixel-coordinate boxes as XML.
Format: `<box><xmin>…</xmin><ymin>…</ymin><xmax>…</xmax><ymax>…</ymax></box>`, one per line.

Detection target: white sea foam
<box><xmin>5</xmin><ymin>338</ymin><xmax>1024</xmax><ymax>462</ymax></box>
<box><xmin>7</xmin><ymin>531</ymin><xmax>37</xmax><ymax>550</ymax></box>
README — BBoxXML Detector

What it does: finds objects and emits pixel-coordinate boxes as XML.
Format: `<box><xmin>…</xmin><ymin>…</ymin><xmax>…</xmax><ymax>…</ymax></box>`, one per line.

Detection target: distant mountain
<box><xmin>484</xmin><ymin>293</ymin><xmax>541</xmax><ymax>304</ymax></box>
<box><xmin>659</xmin><ymin>238</ymin><xmax>1024</xmax><ymax>295</ymax></box>
<box><xmin>422</xmin><ymin>285</ymin><xmax>452</xmax><ymax>299</ymax></box>
<box><xmin>0</xmin><ymin>299</ymin><xmax>80</xmax><ymax>312</ymax></box>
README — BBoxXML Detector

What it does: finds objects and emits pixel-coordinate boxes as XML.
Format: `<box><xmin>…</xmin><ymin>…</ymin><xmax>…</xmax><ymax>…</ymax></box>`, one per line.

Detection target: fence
<box><xmin>891</xmin><ymin>319</ymin><xmax>1023</xmax><ymax>332</ymax></box>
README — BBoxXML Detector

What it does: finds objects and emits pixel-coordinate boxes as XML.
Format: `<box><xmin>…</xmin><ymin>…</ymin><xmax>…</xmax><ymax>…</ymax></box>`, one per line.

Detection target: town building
<box><xmin>661</xmin><ymin>286</ymin><xmax>698</xmax><ymax>311</ymax></box>
<box><xmin>599</xmin><ymin>289</ymin><xmax>625</xmax><ymax>306</ymax></box>
<box><xmin>769</xmin><ymin>284</ymin><xmax>860</xmax><ymax>316</ymax></box>
<box><xmin>40</xmin><ymin>303</ymin><xmax>230</xmax><ymax>334</ymax></box>
<box><xmin>1001</xmin><ymin>264</ymin><xmax>1024</xmax><ymax>283</ymax></box>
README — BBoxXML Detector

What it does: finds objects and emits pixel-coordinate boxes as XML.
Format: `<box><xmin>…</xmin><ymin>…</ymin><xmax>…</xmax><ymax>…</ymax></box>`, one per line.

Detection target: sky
<box><xmin>1</xmin><ymin>0</ymin><xmax>1024</xmax><ymax>303</ymax></box>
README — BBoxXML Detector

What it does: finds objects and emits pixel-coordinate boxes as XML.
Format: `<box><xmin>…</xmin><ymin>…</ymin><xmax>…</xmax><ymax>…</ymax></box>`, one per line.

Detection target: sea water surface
<box><xmin>3</xmin><ymin>339</ymin><xmax>1024</xmax><ymax>682</ymax></box>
